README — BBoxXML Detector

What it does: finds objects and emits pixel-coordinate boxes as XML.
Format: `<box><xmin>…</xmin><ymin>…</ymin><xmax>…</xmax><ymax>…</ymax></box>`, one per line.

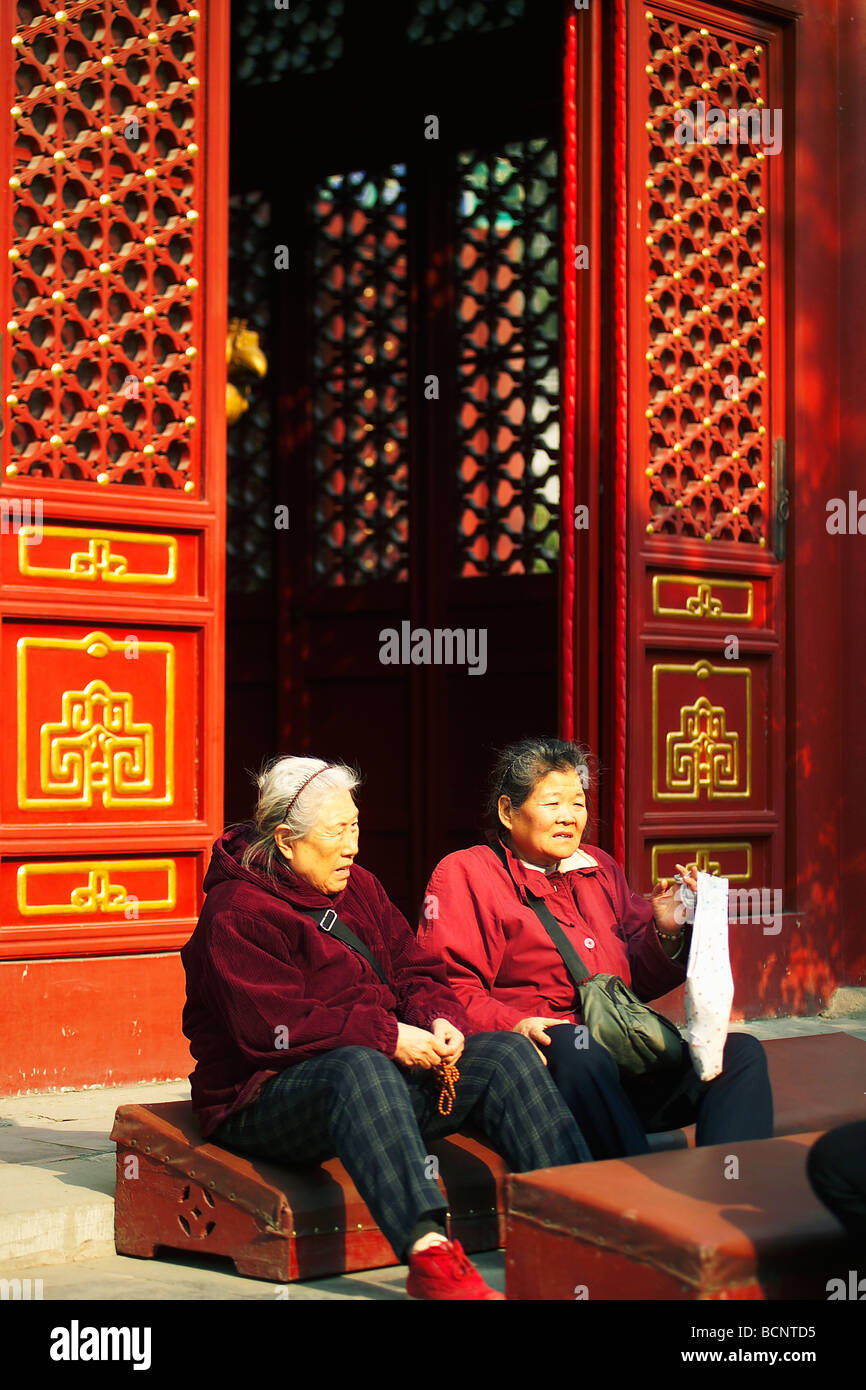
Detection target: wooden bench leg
<box><xmin>114</xmin><ymin>1149</ymin><xmax>292</xmax><ymax>1281</ymax></box>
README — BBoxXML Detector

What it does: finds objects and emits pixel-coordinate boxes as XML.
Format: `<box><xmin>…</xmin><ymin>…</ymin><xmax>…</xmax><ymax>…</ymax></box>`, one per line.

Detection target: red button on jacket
<box><xmin>419</xmin><ymin>840</ymin><xmax>686</xmax><ymax>1033</ymax></box>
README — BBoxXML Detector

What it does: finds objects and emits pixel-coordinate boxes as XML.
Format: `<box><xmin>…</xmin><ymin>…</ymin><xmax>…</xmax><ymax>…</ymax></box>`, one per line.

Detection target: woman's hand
<box><xmin>430</xmin><ymin>1018</ymin><xmax>464</xmax><ymax>1064</ymax></box>
<box><xmin>392</xmin><ymin>1022</ymin><xmax>444</xmax><ymax>1069</ymax></box>
<box><xmin>512</xmin><ymin>1016</ymin><xmax>562</xmax><ymax>1065</ymax></box>
<box><xmin>651</xmin><ymin>860</ymin><xmax>698</xmax><ymax>933</ymax></box>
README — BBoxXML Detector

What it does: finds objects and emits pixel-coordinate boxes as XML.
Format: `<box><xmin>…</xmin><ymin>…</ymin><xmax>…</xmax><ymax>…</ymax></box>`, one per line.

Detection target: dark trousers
<box><xmin>545</xmin><ymin>1025</ymin><xmax>773</xmax><ymax>1159</ymax></box>
<box><xmin>807</xmin><ymin>1121</ymin><xmax>866</xmax><ymax>1238</ymax></box>
<box><xmin>212</xmin><ymin>1031</ymin><xmax>591</xmax><ymax>1261</ymax></box>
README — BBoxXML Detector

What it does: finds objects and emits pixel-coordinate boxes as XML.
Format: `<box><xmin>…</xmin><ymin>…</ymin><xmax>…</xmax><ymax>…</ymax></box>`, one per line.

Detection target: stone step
<box><xmin>0</xmin><ymin>1153</ymin><xmax>115</xmax><ymax>1268</ymax></box>
<box><xmin>0</xmin><ymin>1079</ymin><xmax>188</xmax><ymax>1269</ymax></box>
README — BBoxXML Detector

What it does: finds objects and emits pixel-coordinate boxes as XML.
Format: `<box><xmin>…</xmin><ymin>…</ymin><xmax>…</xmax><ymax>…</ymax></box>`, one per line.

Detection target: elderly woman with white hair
<box><xmin>181</xmin><ymin>755</ymin><xmax>591</xmax><ymax>1301</ymax></box>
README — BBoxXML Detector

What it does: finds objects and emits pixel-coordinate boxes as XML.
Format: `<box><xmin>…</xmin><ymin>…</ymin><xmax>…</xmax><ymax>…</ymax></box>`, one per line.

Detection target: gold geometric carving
<box><xmin>652</xmin><ymin>661</ymin><xmax>751</xmax><ymax>800</ymax></box>
<box><xmin>17</xmin><ymin>528</ymin><xmax>178</xmax><ymax>585</ymax></box>
<box><xmin>41</xmin><ymin>681</ymin><xmax>154</xmax><ymax>806</ymax></box>
<box><xmin>16</xmin><ymin>860</ymin><xmax>177</xmax><ymax>917</ymax></box>
<box><xmin>650</xmin><ymin>843</ymin><xmax>753</xmax><ymax>883</ymax></box>
<box><xmin>668</xmin><ymin>696</ymin><xmax>740</xmax><ymax>794</ymax></box>
<box><xmin>652</xmin><ymin>575</ymin><xmax>754</xmax><ymax>622</ymax></box>
<box><xmin>71</xmin><ymin>869</ymin><xmax>130</xmax><ymax>911</ymax></box>
<box><xmin>17</xmin><ymin>631</ymin><xmax>175</xmax><ymax>810</ymax></box>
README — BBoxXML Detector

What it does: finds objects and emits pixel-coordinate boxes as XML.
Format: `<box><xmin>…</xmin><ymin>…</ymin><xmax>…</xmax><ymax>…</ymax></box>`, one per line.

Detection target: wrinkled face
<box><xmin>499</xmin><ymin>768</ymin><xmax>587</xmax><ymax>868</ymax></box>
<box><xmin>275</xmin><ymin>788</ymin><xmax>359</xmax><ymax>895</ymax></box>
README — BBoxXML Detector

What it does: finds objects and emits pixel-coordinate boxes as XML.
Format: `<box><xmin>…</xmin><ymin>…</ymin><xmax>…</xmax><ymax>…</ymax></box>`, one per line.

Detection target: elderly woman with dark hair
<box><xmin>181</xmin><ymin>755</ymin><xmax>592</xmax><ymax>1300</ymax></box>
<box><xmin>420</xmin><ymin>737</ymin><xmax>773</xmax><ymax>1159</ymax></box>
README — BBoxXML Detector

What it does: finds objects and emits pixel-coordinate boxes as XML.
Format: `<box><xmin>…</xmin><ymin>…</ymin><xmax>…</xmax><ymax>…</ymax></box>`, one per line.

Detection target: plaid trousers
<box><xmin>545</xmin><ymin>1025</ymin><xmax>773</xmax><ymax>1158</ymax></box>
<box><xmin>212</xmin><ymin>1030</ymin><xmax>591</xmax><ymax>1260</ymax></box>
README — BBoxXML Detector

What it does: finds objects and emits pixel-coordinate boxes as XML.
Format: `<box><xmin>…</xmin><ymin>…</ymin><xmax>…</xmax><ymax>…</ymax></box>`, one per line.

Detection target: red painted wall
<box><xmin>838</xmin><ymin>2</ymin><xmax>866</xmax><ymax>987</ymax></box>
<box><xmin>0</xmin><ymin>954</ymin><xmax>191</xmax><ymax>1095</ymax></box>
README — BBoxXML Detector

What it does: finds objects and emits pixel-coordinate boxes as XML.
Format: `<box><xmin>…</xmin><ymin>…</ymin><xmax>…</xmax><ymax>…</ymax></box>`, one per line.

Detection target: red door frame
<box><xmin>838</xmin><ymin>0</ymin><xmax>866</xmax><ymax>988</ymax></box>
<box><xmin>560</xmin><ymin>0</ymin><xmax>603</xmax><ymax>783</ymax></box>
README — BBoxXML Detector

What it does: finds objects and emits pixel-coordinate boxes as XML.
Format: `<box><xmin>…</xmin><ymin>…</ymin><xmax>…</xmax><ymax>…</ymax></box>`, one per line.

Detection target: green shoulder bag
<box><xmin>491</xmin><ymin>841</ymin><xmax>685</xmax><ymax>1077</ymax></box>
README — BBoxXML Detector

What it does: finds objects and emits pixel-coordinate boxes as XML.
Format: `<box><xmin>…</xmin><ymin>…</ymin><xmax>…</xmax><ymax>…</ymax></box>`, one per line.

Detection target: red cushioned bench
<box><xmin>111</xmin><ymin>1103</ymin><xmax>506</xmax><ymax>1283</ymax></box>
<box><xmin>505</xmin><ymin>1131</ymin><xmax>861</xmax><ymax>1300</ymax></box>
<box><xmin>110</xmin><ymin>1032</ymin><xmax>865</xmax><ymax>1283</ymax></box>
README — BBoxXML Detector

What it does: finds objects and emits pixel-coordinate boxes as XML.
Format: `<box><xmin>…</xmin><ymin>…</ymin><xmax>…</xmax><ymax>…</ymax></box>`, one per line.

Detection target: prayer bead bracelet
<box><xmin>437</xmin><ymin>1061</ymin><xmax>460</xmax><ymax>1116</ymax></box>
<box><xmin>655</xmin><ymin>923</ymin><xmax>686</xmax><ymax>940</ymax></box>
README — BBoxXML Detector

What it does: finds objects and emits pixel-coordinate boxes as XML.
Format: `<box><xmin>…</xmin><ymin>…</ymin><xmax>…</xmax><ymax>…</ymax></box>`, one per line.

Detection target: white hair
<box><xmin>241</xmin><ymin>756</ymin><xmax>360</xmax><ymax>875</ymax></box>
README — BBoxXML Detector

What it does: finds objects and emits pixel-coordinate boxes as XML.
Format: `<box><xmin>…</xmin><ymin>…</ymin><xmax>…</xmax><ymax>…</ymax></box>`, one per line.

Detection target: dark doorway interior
<box><xmin>225</xmin><ymin>0</ymin><xmax>565</xmax><ymax>916</ymax></box>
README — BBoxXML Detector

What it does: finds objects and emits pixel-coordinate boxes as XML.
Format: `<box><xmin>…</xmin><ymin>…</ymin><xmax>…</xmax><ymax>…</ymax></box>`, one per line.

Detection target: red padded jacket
<box><xmin>419</xmin><ymin>839</ymin><xmax>687</xmax><ymax>1033</ymax></box>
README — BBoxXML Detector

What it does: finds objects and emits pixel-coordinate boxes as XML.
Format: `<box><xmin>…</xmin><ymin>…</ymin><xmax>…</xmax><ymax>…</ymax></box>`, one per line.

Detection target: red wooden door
<box><xmin>262</xmin><ymin>7</ymin><xmax>565</xmax><ymax>916</ymax></box>
<box><xmin>0</xmin><ymin>0</ymin><xmax>227</xmax><ymax>1090</ymax></box>
<box><xmin>610</xmin><ymin>0</ymin><xmax>788</xmax><ymax>1007</ymax></box>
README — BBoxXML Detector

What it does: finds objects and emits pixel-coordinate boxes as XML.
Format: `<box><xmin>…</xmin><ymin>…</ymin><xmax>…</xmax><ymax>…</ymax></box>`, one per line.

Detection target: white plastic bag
<box><xmin>683</xmin><ymin>870</ymin><xmax>734</xmax><ymax>1082</ymax></box>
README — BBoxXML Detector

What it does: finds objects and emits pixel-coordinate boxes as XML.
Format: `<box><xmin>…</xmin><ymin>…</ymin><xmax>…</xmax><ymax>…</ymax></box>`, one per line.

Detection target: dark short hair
<box><xmin>484</xmin><ymin>736</ymin><xmax>592</xmax><ymax>840</ymax></box>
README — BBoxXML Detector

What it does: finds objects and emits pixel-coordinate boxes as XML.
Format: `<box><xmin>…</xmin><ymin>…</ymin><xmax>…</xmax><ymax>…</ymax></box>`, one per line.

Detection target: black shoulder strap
<box><xmin>299</xmin><ymin>907</ymin><xmax>389</xmax><ymax>985</ymax></box>
<box><xmin>489</xmin><ymin>839</ymin><xmax>593</xmax><ymax>987</ymax></box>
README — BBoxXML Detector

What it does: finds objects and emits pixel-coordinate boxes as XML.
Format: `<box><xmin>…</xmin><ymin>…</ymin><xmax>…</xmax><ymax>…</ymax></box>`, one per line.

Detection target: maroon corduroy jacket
<box><xmin>181</xmin><ymin>825</ymin><xmax>472</xmax><ymax>1137</ymax></box>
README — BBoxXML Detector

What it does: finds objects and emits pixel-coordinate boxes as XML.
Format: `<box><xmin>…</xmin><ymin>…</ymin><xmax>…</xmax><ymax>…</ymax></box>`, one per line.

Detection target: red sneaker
<box><xmin>406</xmin><ymin>1238</ymin><xmax>505</xmax><ymax>1300</ymax></box>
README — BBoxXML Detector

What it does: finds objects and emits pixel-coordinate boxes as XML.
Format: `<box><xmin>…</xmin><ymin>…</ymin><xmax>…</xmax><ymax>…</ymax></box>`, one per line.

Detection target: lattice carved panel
<box><xmin>643</xmin><ymin>10</ymin><xmax>771</xmax><ymax>544</ymax></box>
<box><xmin>455</xmin><ymin>138</ymin><xmax>559</xmax><ymax>577</ymax></box>
<box><xmin>232</xmin><ymin>0</ymin><xmax>344</xmax><ymax>85</ymax></box>
<box><xmin>408</xmin><ymin>0</ymin><xmax>525</xmax><ymax>45</ymax></box>
<box><xmin>5</xmin><ymin>0</ymin><xmax>203</xmax><ymax>492</ymax></box>
<box><xmin>227</xmin><ymin>191</ymin><xmax>273</xmax><ymax>593</ymax></box>
<box><xmin>310</xmin><ymin>167</ymin><xmax>409</xmax><ymax>586</ymax></box>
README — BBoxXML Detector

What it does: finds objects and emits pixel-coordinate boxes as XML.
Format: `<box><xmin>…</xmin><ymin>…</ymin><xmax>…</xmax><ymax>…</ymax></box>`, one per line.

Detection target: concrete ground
<box><xmin>2</xmin><ymin>1001</ymin><xmax>865</xmax><ymax>1301</ymax></box>
<box><xmin>1</xmin><ymin>1248</ymin><xmax>506</xmax><ymax>1301</ymax></box>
